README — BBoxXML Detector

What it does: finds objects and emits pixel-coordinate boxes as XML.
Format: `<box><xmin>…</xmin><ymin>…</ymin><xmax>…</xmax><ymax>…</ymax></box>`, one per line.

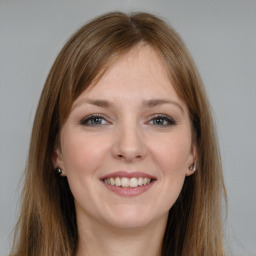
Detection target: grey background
<box><xmin>0</xmin><ymin>0</ymin><xmax>255</xmax><ymax>255</ymax></box>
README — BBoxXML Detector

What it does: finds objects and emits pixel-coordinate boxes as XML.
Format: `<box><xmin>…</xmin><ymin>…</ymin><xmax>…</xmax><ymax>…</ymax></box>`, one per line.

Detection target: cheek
<box><xmin>149</xmin><ymin>135</ymin><xmax>191</xmax><ymax>211</ymax></box>
<box><xmin>61</xmin><ymin>130</ymin><xmax>108</xmax><ymax>177</ymax></box>
<box><xmin>150</xmin><ymin>133</ymin><xmax>192</xmax><ymax>175</ymax></box>
<box><xmin>60</xmin><ymin>131</ymin><xmax>109</xmax><ymax>207</ymax></box>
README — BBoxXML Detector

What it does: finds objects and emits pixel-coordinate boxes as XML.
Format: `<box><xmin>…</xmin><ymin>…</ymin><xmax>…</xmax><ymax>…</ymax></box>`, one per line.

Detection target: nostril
<box><xmin>116</xmin><ymin>153</ymin><xmax>142</xmax><ymax>161</ymax></box>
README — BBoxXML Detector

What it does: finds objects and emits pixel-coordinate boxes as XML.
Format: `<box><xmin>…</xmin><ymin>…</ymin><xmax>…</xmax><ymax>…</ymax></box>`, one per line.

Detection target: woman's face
<box><xmin>55</xmin><ymin>45</ymin><xmax>196</xmax><ymax>230</ymax></box>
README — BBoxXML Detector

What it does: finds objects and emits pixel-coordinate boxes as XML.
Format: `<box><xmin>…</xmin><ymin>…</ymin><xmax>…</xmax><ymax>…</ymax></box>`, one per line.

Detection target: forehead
<box><xmin>75</xmin><ymin>45</ymin><xmax>182</xmax><ymax>104</ymax></box>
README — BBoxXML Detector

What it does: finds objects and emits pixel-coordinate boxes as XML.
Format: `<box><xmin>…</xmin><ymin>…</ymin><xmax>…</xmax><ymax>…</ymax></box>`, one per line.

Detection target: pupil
<box><xmin>155</xmin><ymin>118</ymin><xmax>163</xmax><ymax>125</ymax></box>
<box><xmin>93</xmin><ymin>118</ymin><xmax>101</xmax><ymax>124</ymax></box>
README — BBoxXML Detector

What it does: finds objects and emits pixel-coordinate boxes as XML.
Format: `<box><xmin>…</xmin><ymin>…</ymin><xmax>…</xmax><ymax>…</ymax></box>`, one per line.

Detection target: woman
<box><xmin>10</xmin><ymin>12</ymin><xmax>226</xmax><ymax>256</ymax></box>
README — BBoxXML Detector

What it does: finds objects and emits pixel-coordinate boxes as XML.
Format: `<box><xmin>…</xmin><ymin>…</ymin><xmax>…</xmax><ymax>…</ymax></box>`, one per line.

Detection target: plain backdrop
<box><xmin>0</xmin><ymin>0</ymin><xmax>255</xmax><ymax>255</ymax></box>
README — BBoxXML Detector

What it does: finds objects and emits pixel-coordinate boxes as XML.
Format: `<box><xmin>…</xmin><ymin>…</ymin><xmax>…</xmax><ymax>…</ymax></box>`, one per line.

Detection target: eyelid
<box><xmin>79</xmin><ymin>113</ymin><xmax>176</xmax><ymax>127</ymax></box>
<box><xmin>147</xmin><ymin>114</ymin><xmax>176</xmax><ymax>126</ymax></box>
<box><xmin>80</xmin><ymin>114</ymin><xmax>110</xmax><ymax>126</ymax></box>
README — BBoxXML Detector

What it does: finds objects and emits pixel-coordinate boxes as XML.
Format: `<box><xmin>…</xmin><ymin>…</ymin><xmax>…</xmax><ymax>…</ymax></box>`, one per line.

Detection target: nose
<box><xmin>112</xmin><ymin>123</ymin><xmax>146</xmax><ymax>163</ymax></box>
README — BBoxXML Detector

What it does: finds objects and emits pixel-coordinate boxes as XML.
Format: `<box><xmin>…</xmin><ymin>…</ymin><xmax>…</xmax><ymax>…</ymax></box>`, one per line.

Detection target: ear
<box><xmin>52</xmin><ymin>147</ymin><xmax>66</xmax><ymax>176</ymax></box>
<box><xmin>186</xmin><ymin>143</ymin><xmax>197</xmax><ymax>176</ymax></box>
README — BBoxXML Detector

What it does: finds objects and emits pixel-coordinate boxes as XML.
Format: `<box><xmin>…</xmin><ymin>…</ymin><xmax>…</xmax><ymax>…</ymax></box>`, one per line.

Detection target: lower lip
<box><xmin>102</xmin><ymin>181</ymin><xmax>155</xmax><ymax>197</ymax></box>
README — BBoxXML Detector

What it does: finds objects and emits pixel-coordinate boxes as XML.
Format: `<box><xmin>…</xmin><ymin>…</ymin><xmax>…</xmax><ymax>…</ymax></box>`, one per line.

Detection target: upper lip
<box><xmin>99</xmin><ymin>171</ymin><xmax>157</xmax><ymax>180</ymax></box>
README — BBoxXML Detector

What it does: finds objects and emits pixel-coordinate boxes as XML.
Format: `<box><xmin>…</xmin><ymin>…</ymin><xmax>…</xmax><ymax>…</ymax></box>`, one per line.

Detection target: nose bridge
<box><xmin>113</xmin><ymin>116</ymin><xmax>146</xmax><ymax>162</ymax></box>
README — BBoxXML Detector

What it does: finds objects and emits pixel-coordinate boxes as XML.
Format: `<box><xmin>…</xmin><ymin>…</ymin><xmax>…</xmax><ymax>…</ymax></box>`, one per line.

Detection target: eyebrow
<box><xmin>143</xmin><ymin>99</ymin><xmax>184</xmax><ymax>114</ymax></box>
<box><xmin>73</xmin><ymin>98</ymin><xmax>184</xmax><ymax>114</ymax></box>
<box><xmin>72</xmin><ymin>99</ymin><xmax>110</xmax><ymax>110</ymax></box>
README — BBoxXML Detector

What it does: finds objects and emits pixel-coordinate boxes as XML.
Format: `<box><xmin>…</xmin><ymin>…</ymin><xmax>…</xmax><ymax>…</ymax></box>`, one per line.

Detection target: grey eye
<box><xmin>80</xmin><ymin>115</ymin><xmax>108</xmax><ymax>126</ymax></box>
<box><xmin>149</xmin><ymin>115</ymin><xmax>176</xmax><ymax>126</ymax></box>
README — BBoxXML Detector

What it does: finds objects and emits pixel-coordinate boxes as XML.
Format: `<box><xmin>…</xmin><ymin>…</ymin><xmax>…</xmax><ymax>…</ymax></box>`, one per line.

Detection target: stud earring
<box><xmin>56</xmin><ymin>167</ymin><xmax>63</xmax><ymax>175</ymax></box>
<box><xmin>189</xmin><ymin>163</ymin><xmax>197</xmax><ymax>172</ymax></box>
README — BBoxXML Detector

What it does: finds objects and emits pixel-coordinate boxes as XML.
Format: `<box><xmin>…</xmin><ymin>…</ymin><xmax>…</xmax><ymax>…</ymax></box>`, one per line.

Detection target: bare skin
<box><xmin>55</xmin><ymin>44</ymin><xmax>196</xmax><ymax>256</ymax></box>
<box><xmin>76</xmin><ymin>213</ymin><xmax>167</xmax><ymax>256</ymax></box>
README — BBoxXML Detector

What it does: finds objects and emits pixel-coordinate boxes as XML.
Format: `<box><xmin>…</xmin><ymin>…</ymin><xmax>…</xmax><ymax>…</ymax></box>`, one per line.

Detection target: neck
<box><xmin>75</xmin><ymin>215</ymin><xmax>167</xmax><ymax>256</ymax></box>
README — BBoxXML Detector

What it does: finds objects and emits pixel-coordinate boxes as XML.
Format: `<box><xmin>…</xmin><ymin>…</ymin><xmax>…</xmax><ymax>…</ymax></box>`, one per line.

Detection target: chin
<box><xmin>101</xmin><ymin>205</ymin><xmax>167</xmax><ymax>230</ymax></box>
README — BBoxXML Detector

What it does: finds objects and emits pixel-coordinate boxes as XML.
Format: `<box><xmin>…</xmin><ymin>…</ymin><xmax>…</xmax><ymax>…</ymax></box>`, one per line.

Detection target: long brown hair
<box><xmin>10</xmin><ymin>12</ymin><xmax>226</xmax><ymax>256</ymax></box>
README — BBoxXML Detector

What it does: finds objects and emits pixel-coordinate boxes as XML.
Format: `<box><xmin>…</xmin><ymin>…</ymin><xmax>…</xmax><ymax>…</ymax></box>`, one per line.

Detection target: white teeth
<box><xmin>115</xmin><ymin>177</ymin><xmax>121</xmax><ymax>186</ymax></box>
<box><xmin>138</xmin><ymin>177</ymin><xmax>143</xmax><ymax>186</ymax></box>
<box><xmin>130</xmin><ymin>177</ymin><xmax>138</xmax><ymax>188</ymax></box>
<box><xmin>143</xmin><ymin>178</ymin><xmax>150</xmax><ymax>185</ymax></box>
<box><xmin>103</xmin><ymin>177</ymin><xmax>152</xmax><ymax>188</ymax></box>
<box><xmin>110</xmin><ymin>177</ymin><xmax>115</xmax><ymax>185</ymax></box>
<box><xmin>121</xmin><ymin>177</ymin><xmax>129</xmax><ymax>187</ymax></box>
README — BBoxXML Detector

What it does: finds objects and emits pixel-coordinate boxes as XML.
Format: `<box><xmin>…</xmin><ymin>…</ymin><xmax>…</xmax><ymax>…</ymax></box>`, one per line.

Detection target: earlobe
<box><xmin>186</xmin><ymin>144</ymin><xmax>197</xmax><ymax>176</ymax></box>
<box><xmin>52</xmin><ymin>148</ymin><xmax>65</xmax><ymax>175</ymax></box>
<box><xmin>55</xmin><ymin>167</ymin><xmax>63</xmax><ymax>176</ymax></box>
<box><xmin>186</xmin><ymin>162</ymin><xmax>197</xmax><ymax>176</ymax></box>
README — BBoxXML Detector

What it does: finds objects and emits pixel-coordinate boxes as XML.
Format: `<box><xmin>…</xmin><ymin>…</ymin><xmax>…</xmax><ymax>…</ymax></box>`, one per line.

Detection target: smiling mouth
<box><xmin>100</xmin><ymin>171</ymin><xmax>156</xmax><ymax>196</ymax></box>
<box><xmin>103</xmin><ymin>177</ymin><xmax>153</xmax><ymax>188</ymax></box>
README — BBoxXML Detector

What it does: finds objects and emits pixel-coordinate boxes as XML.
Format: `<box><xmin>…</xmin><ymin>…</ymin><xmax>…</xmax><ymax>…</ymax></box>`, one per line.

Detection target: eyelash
<box><xmin>148</xmin><ymin>114</ymin><xmax>176</xmax><ymax>127</ymax></box>
<box><xmin>80</xmin><ymin>114</ymin><xmax>109</xmax><ymax>126</ymax></box>
<box><xmin>80</xmin><ymin>114</ymin><xmax>176</xmax><ymax>127</ymax></box>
